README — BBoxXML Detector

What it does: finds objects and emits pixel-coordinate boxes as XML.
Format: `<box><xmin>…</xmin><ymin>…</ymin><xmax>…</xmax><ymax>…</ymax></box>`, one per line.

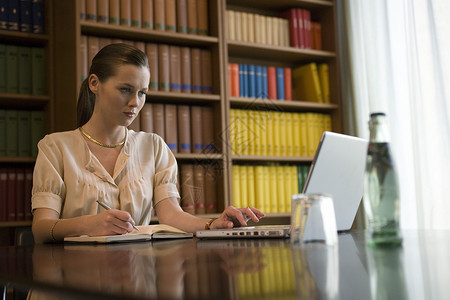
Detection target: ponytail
<box><xmin>77</xmin><ymin>78</ymin><xmax>95</xmax><ymax>127</ymax></box>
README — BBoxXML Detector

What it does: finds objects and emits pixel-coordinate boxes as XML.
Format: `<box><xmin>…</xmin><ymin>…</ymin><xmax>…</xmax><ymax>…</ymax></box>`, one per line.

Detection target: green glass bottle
<box><xmin>363</xmin><ymin>113</ymin><xmax>402</xmax><ymax>247</ymax></box>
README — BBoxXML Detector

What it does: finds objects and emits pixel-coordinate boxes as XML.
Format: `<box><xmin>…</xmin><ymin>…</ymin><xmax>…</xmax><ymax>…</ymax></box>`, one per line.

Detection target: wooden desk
<box><xmin>1</xmin><ymin>230</ymin><xmax>450</xmax><ymax>299</ymax></box>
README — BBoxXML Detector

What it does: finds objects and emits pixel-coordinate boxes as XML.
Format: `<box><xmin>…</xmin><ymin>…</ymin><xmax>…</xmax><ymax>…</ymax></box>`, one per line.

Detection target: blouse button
<box><xmin>102</xmin><ymin>176</ymin><xmax>108</xmax><ymax>181</ymax></box>
<box><xmin>87</xmin><ymin>166</ymin><xmax>95</xmax><ymax>172</ymax></box>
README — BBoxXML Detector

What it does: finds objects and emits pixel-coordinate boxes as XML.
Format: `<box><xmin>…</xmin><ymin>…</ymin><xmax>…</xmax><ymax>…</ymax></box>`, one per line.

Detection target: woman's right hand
<box><xmin>86</xmin><ymin>209</ymin><xmax>137</xmax><ymax>236</ymax></box>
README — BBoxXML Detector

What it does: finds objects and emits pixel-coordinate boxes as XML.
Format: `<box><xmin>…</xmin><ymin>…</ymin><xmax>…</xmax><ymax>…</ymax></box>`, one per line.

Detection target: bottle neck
<box><xmin>369</xmin><ymin>114</ymin><xmax>390</xmax><ymax>143</ymax></box>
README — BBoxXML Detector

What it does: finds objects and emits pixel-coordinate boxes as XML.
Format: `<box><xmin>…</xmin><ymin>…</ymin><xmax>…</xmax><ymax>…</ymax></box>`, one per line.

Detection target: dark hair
<box><xmin>77</xmin><ymin>43</ymin><xmax>149</xmax><ymax>127</ymax></box>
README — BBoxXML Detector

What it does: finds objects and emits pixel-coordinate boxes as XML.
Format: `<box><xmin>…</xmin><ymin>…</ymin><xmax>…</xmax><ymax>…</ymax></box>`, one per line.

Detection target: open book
<box><xmin>64</xmin><ymin>224</ymin><xmax>193</xmax><ymax>244</ymax></box>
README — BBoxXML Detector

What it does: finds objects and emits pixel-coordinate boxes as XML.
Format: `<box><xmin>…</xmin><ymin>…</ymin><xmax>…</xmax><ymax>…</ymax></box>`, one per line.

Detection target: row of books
<box><xmin>0</xmin><ymin>0</ymin><xmax>44</xmax><ymax>33</ymax></box>
<box><xmin>0</xmin><ymin>166</ymin><xmax>33</xmax><ymax>222</ymax></box>
<box><xmin>0</xmin><ymin>44</ymin><xmax>46</xmax><ymax>95</ymax></box>
<box><xmin>0</xmin><ymin>109</ymin><xmax>45</xmax><ymax>157</ymax></box>
<box><xmin>232</xmin><ymin>164</ymin><xmax>310</xmax><ymax>214</ymax></box>
<box><xmin>81</xmin><ymin>35</ymin><xmax>212</xmax><ymax>94</ymax></box>
<box><xmin>293</xmin><ymin>62</ymin><xmax>330</xmax><ymax>103</ymax></box>
<box><xmin>226</xmin><ymin>8</ymin><xmax>322</xmax><ymax>50</ymax></box>
<box><xmin>81</xmin><ymin>0</ymin><xmax>209</xmax><ymax>35</ymax></box>
<box><xmin>226</xmin><ymin>10</ymin><xmax>290</xmax><ymax>48</ymax></box>
<box><xmin>237</xmin><ymin>247</ymin><xmax>296</xmax><ymax>297</ymax></box>
<box><xmin>230</xmin><ymin>109</ymin><xmax>331</xmax><ymax>157</ymax></box>
<box><xmin>228</xmin><ymin>63</ymin><xmax>292</xmax><ymax>100</ymax></box>
<box><xmin>179</xmin><ymin>163</ymin><xmax>218</xmax><ymax>215</ymax></box>
<box><xmin>128</xmin><ymin>103</ymin><xmax>216</xmax><ymax>154</ymax></box>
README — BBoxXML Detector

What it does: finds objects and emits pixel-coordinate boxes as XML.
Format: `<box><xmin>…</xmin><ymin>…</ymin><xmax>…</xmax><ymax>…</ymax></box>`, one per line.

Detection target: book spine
<box><xmin>140</xmin><ymin>103</ymin><xmax>153</xmax><ymax>133</ymax></box>
<box><xmin>267</xmin><ymin>66</ymin><xmax>276</xmax><ymax>100</ymax></box>
<box><xmin>241</xmin><ymin>64</ymin><xmax>248</xmax><ymax>97</ymax></box>
<box><xmin>276</xmin><ymin>165</ymin><xmax>285</xmax><ymax>212</ymax></box>
<box><xmin>200</xmin><ymin>49</ymin><xmax>212</xmax><ymax>94</ymax></box>
<box><xmin>6</xmin><ymin>110</ymin><xmax>18</xmax><ymax>156</ymax></box>
<box><xmin>284</xmin><ymin>67</ymin><xmax>292</xmax><ymax>101</ymax></box>
<box><xmin>97</xmin><ymin>0</ymin><xmax>109</xmax><ymax>24</ymax></box>
<box><xmin>265</xmin><ymin>15</ymin><xmax>272</xmax><ymax>45</ymax></box>
<box><xmin>30</xmin><ymin>110</ymin><xmax>44</xmax><ymax>157</ymax></box>
<box><xmin>31</xmin><ymin>47</ymin><xmax>45</xmax><ymax>95</ymax></box>
<box><xmin>131</xmin><ymin>0</ymin><xmax>142</xmax><ymax>27</ymax></box>
<box><xmin>0</xmin><ymin>168</ymin><xmax>7</xmax><ymax>221</ymax></box>
<box><xmin>0</xmin><ymin>1</ymin><xmax>8</xmax><ymax>30</ymax></box>
<box><xmin>269</xmin><ymin>165</ymin><xmax>277</xmax><ymax>212</ymax></box>
<box><xmin>176</xmin><ymin>0</ymin><xmax>187</xmax><ymax>33</ymax></box>
<box><xmin>24</xmin><ymin>167</ymin><xmax>33</xmax><ymax>220</ymax></box>
<box><xmin>7</xmin><ymin>168</ymin><xmax>16</xmax><ymax>221</ymax></box>
<box><xmin>254</xmin><ymin>166</ymin><xmax>264</xmax><ymax>211</ymax></box>
<box><xmin>180</xmin><ymin>47</ymin><xmax>191</xmax><ymax>92</ymax></box>
<box><xmin>0</xmin><ymin>44</ymin><xmax>6</xmax><ymax>93</ymax></box>
<box><xmin>226</xmin><ymin>10</ymin><xmax>234</xmax><ymax>40</ymax></box>
<box><xmin>255</xmin><ymin>65</ymin><xmax>262</xmax><ymax>99</ymax></box>
<box><xmin>238</xmin><ymin>64</ymin><xmax>244</xmax><ymax>97</ymax></box>
<box><xmin>190</xmin><ymin>48</ymin><xmax>201</xmax><ymax>94</ymax></box>
<box><xmin>120</xmin><ymin>0</ymin><xmax>131</xmax><ymax>26</ymax></box>
<box><xmin>239</xmin><ymin>164</ymin><xmax>248</xmax><ymax>207</ymax></box>
<box><xmin>18</xmin><ymin>46</ymin><xmax>32</xmax><ymax>94</ymax></box>
<box><xmin>187</xmin><ymin>0</ymin><xmax>197</xmax><ymax>34</ymax></box>
<box><xmin>262</xmin><ymin>66</ymin><xmax>268</xmax><ymax>99</ymax></box>
<box><xmin>0</xmin><ymin>110</ymin><xmax>6</xmax><ymax>156</ymax></box>
<box><xmin>197</xmin><ymin>0</ymin><xmax>208</xmax><ymax>35</ymax></box>
<box><xmin>263</xmin><ymin>166</ymin><xmax>270</xmax><ymax>213</ymax></box>
<box><xmin>190</xmin><ymin>105</ymin><xmax>203</xmax><ymax>153</ymax></box>
<box><xmin>280</xmin><ymin>9</ymin><xmax>298</xmax><ymax>48</ymax></box>
<box><xmin>285</xmin><ymin>112</ymin><xmax>293</xmax><ymax>156</ymax></box>
<box><xmin>204</xmin><ymin>166</ymin><xmax>217</xmax><ymax>213</ymax></box>
<box><xmin>180</xmin><ymin>164</ymin><xmax>195</xmax><ymax>214</ymax></box>
<box><xmin>312</xmin><ymin>22</ymin><xmax>322</xmax><ymax>50</ymax></box>
<box><xmin>232</xmin><ymin>165</ymin><xmax>240</xmax><ymax>207</ymax></box>
<box><xmin>158</xmin><ymin>44</ymin><xmax>170</xmax><ymax>91</ymax></box>
<box><xmin>154</xmin><ymin>0</ymin><xmax>165</xmax><ymax>30</ymax></box>
<box><xmin>278</xmin><ymin>111</ymin><xmax>286</xmax><ymax>156</ymax></box>
<box><xmin>193</xmin><ymin>165</ymin><xmax>205</xmax><ymax>214</ymax></box>
<box><xmin>169</xmin><ymin>45</ymin><xmax>181</xmax><ymax>92</ymax></box>
<box><xmin>8</xmin><ymin>0</ymin><xmax>19</xmax><ymax>31</ymax></box>
<box><xmin>293</xmin><ymin>113</ymin><xmax>301</xmax><ymax>156</ymax></box>
<box><xmin>246</xmin><ymin>165</ymin><xmax>255</xmax><ymax>208</ymax></box>
<box><xmin>142</xmin><ymin>0</ymin><xmax>153</xmax><ymax>29</ymax></box>
<box><xmin>17</xmin><ymin>110</ymin><xmax>31</xmax><ymax>156</ymax></box>
<box><xmin>109</xmin><ymin>0</ymin><xmax>120</xmax><ymax>25</ymax></box>
<box><xmin>86</xmin><ymin>0</ymin><xmax>97</xmax><ymax>21</ymax></box>
<box><xmin>247</xmin><ymin>64</ymin><xmax>255</xmax><ymax>98</ymax></box>
<box><xmin>19</xmin><ymin>0</ymin><xmax>32</xmax><ymax>32</ymax></box>
<box><xmin>6</xmin><ymin>45</ymin><xmax>18</xmax><ymax>93</ymax></box>
<box><xmin>165</xmin><ymin>0</ymin><xmax>176</xmax><ymax>32</ymax></box>
<box><xmin>164</xmin><ymin>104</ymin><xmax>178</xmax><ymax>153</ymax></box>
<box><xmin>276</xmin><ymin>67</ymin><xmax>285</xmax><ymax>100</ymax></box>
<box><xmin>79</xmin><ymin>35</ymin><xmax>88</xmax><ymax>84</ymax></box>
<box><xmin>258</xmin><ymin>111</ymin><xmax>267</xmax><ymax>156</ymax></box>
<box><xmin>146</xmin><ymin>43</ymin><xmax>158</xmax><ymax>91</ymax></box>
<box><xmin>230</xmin><ymin>63</ymin><xmax>240</xmax><ymax>97</ymax></box>
<box><xmin>152</xmin><ymin>103</ymin><xmax>165</xmax><ymax>139</ymax></box>
<box><xmin>303</xmin><ymin>9</ymin><xmax>311</xmax><ymax>49</ymax></box>
<box><xmin>202</xmin><ymin>106</ymin><xmax>214</xmax><ymax>152</ymax></box>
<box><xmin>296</xmin><ymin>8</ymin><xmax>305</xmax><ymax>48</ymax></box>
<box><xmin>177</xmin><ymin>105</ymin><xmax>191</xmax><ymax>153</ymax></box>
<box><xmin>15</xmin><ymin>167</ymin><xmax>25</xmax><ymax>221</ymax></box>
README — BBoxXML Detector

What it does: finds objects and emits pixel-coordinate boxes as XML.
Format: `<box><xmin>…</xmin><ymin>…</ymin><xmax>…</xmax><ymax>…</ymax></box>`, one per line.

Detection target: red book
<box><xmin>284</xmin><ymin>67</ymin><xmax>292</xmax><ymax>101</ymax></box>
<box><xmin>311</xmin><ymin>22</ymin><xmax>322</xmax><ymax>50</ymax></box>
<box><xmin>0</xmin><ymin>168</ymin><xmax>7</xmax><ymax>221</ymax></box>
<box><xmin>280</xmin><ymin>9</ymin><xmax>298</xmax><ymax>48</ymax></box>
<box><xmin>15</xmin><ymin>167</ymin><xmax>25</xmax><ymax>221</ymax></box>
<box><xmin>230</xmin><ymin>63</ymin><xmax>240</xmax><ymax>97</ymax></box>
<box><xmin>267</xmin><ymin>66</ymin><xmax>277</xmax><ymax>100</ymax></box>
<box><xmin>296</xmin><ymin>8</ymin><xmax>305</xmax><ymax>48</ymax></box>
<box><xmin>180</xmin><ymin>164</ymin><xmax>195</xmax><ymax>214</ymax></box>
<box><xmin>302</xmin><ymin>9</ymin><xmax>311</xmax><ymax>49</ymax></box>
<box><xmin>7</xmin><ymin>168</ymin><xmax>16</xmax><ymax>221</ymax></box>
<box><xmin>24</xmin><ymin>167</ymin><xmax>33</xmax><ymax>221</ymax></box>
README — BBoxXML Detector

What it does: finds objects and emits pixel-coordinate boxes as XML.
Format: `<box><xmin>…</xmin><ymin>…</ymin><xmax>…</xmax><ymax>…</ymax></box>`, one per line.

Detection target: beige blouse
<box><xmin>31</xmin><ymin>129</ymin><xmax>180</xmax><ymax>225</ymax></box>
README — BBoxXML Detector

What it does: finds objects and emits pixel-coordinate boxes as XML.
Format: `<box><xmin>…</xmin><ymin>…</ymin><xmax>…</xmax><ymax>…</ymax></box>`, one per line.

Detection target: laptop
<box><xmin>195</xmin><ymin>131</ymin><xmax>367</xmax><ymax>239</ymax></box>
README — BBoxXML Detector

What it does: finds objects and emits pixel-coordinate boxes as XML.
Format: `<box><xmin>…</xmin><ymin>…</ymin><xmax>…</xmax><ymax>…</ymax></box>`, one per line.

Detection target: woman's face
<box><xmin>89</xmin><ymin>64</ymin><xmax>150</xmax><ymax>127</ymax></box>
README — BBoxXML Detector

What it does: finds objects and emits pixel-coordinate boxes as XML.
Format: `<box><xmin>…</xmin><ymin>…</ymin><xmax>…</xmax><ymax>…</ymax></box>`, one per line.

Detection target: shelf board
<box><xmin>228</xmin><ymin>41</ymin><xmax>336</xmax><ymax>64</ymax></box>
<box><xmin>175</xmin><ymin>153</ymin><xmax>223</xmax><ymax>160</ymax></box>
<box><xmin>0</xmin><ymin>29</ymin><xmax>50</xmax><ymax>45</ymax></box>
<box><xmin>147</xmin><ymin>91</ymin><xmax>221</xmax><ymax>104</ymax></box>
<box><xmin>232</xmin><ymin>155</ymin><xmax>313</xmax><ymax>163</ymax></box>
<box><xmin>0</xmin><ymin>156</ymin><xmax>36</xmax><ymax>163</ymax></box>
<box><xmin>0</xmin><ymin>94</ymin><xmax>50</xmax><ymax>109</ymax></box>
<box><xmin>230</xmin><ymin>97</ymin><xmax>339</xmax><ymax>112</ymax></box>
<box><xmin>81</xmin><ymin>21</ymin><xmax>219</xmax><ymax>46</ymax></box>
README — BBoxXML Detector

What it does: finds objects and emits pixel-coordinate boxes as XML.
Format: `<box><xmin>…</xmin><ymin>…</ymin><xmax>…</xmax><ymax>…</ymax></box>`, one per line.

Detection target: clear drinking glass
<box><xmin>290</xmin><ymin>193</ymin><xmax>338</xmax><ymax>247</ymax></box>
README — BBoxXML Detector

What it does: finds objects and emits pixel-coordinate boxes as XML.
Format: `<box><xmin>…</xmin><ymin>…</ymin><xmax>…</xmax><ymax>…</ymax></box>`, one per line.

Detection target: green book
<box><xmin>6</xmin><ymin>110</ymin><xmax>18</xmax><ymax>156</ymax></box>
<box><xmin>31</xmin><ymin>47</ymin><xmax>45</xmax><ymax>95</ymax></box>
<box><xmin>6</xmin><ymin>45</ymin><xmax>19</xmax><ymax>94</ymax></box>
<box><xmin>0</xmin><ymin>110</ymin><xmax>6</xmax><ymax>156</ymax></box>
<box><xmin>0</xmin><ymin>44</ymin><xmax>6</xmax><ymax>93</ymax></box>
<box><xmin>31</xmin><ymin>110</ymin><xmax>44</xmax><ymax>157</ymax></box>
<box><xmin>18</xmin><ymin>110</ymin><xmax>31</xmax><ymax>157</ymax></box>
<box><xmin>18</xmin><ymin>46</ymin><xmax>32</xmax><ymax>94</ymax></box>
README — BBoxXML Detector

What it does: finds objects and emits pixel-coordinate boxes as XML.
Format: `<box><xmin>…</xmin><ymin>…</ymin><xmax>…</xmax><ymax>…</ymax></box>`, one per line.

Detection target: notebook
<box><xmin>195</xmin><ymin>131</ymin><xmax>367</xmax><ymax>239</ymax></box>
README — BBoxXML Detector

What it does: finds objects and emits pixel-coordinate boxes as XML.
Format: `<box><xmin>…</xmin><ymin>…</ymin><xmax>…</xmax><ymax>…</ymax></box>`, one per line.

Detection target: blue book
<box><xmin>242</xmin><ymin>64</ymin><xmax>248</xmax><ymax>97</ymax></box>
<box><xmin>239</xmin><ymin>64</ymin><xmax>245</xmax><ymax>97</ymax></box>
<box><xmin>262</xmin><ymin>66</ymin><xmax>268</xmax><ymax>99</ymax></box>
<box><xmin>276</xmin><ymin>67</ymin><xmax>285</xmax><ymax>100</ymax></box>
<box><xmin>7</xmin><ymin>0</ymin><xmax>19</xmax><ymax>31</ymax></box>
<box><xmin>0</xmin><ymin>1</ymin><xmax>8</xmax><ymax>30</ymax></box>
<box><xmin>19</xmin><ymin>0</ymin><xmax>32</xmax><ymax>32</ymax></box>
<box><xmin>255</xmin><ymin>65</ymin><xmax>263</xmax><ymax>99</ymax></box>
<box><xmin>32</xmin><ymin>0</ymin><xmax>44</xmax><ymax>34</ymax></box>
<box><xmin>248</xmin><ymin>64</ymin><xmax>256</xmax><ymax>98</ymax></box>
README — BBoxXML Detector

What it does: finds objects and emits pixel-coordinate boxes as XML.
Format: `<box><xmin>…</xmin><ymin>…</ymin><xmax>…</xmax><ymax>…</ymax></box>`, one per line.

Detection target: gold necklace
<box><xmin>79</xmin><ymin>127</ymin><xmax>127</xmax><ymax>148</ymax></box>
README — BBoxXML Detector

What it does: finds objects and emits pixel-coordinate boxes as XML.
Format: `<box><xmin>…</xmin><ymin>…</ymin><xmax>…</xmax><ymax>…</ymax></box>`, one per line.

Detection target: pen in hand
<box><xmin>96</xmin><ymin>200</ymin><xmax>139</xmax><ymax>231</ymax></box>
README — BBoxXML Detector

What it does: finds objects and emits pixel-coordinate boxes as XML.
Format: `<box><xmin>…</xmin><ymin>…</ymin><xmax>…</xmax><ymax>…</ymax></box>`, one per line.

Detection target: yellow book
<box><xmin>257</xmin><ymin>111</ymin><xmax>267</xmax><ymax>156</ymax></box>
<box><xmin>254</xmin><ymin>165</ymin><xmax>264</xmax><ymax>211</ymax></box>
<box><xmin>299</xmin><ymin>113</ymin><xmax>308</xmax><ymax>157</ymax></box>
<box><xmin>290</xmin><ymin>165</ymin><xmax>299</xmax><ymax>212</ymax></box>
<box><xmin>246</xmin><ymin>165</ymin><xmax>255</xmax><ymax>208</ymax></box>
<box><xmin>237</xmin><ymin>109</ymin><xmax>249</xmax><ymax>155</ymax></box>
<box><xmin>272</xmin><ymin>111</ymin><xmax>280</xmax><ymax>156</ymax></box>
<box><xmin>247</xmin><ymin>13</ymin><xmax>255</xmax><ymax>43</ymax></box>
<box><xmin>318</xmin><ymin>63</ymin><xmax>330</xmax><ymax>103</ymax></box>
<box><xmin>234</xmin><ymin>11</ymin><xmax>242</xmax><ymax>41</ymax></box>
<box><xmin>278</xmin><ymin>112</ymin><xmax>287</xmax><ymax>156</ymax></box>
<box><xmin>227</xmin><ymin>10</ymin><xmax>235</xmax><ymax>40</ymax></box>
<box><xmin>239</xmin><ymin>164</ymin><xmax>248</xmax><ymax>207</ymax></box>
<box><xmin>265</xmin><ymin>15</ymin><xmax>272</xmax><ymax>45</ymax></box>
<box><xmin>229</xmin><ymin>109</ymin><xmax>237</xmax><ymax>155</ymax></box>
<box><xmin>306</xmin><ymin>113</ymin><xmax>316</xmax><ymax>156</ymax></box>
<box><xmin>263</xmin><ymin>166</ymin><xmax>270</xmax><ymax>213</ymax></box>
<box><xmin>247</xmin><ymin>110</ymin><xmax>255</xmax><ymax>155</ymax></box>
<box><xmin>260</xmin><ymin>15</ymin><xmax>266</xmax><ymax>44</ymax></box>
<box><xmin>284</xmin><ymin>166</ymin><xmax>292</xmax><ymax>212</ymax></box>
<box><xmin>282</xmin><ymin>19</ymin><xmax>289</xmax><ymax>47</ymax></box>
<box><xmin>292</xmin><ymin>62</ymin><xmax>323</xmax><ymax>102</ymax></box>
<box><xmin>285</xmin><ymin>112</ymin><xmax>294</xmax><ymax>156</ymax></box>
<box><xmin>232</xmin><ymin>165</ymin><xmax>241</xmax><ymax>207</ymax></box>
<box><xmin>241</xmin><ymin>12</ymin><xmax>248</xmax><ymax>42</ymax></box>
<box><xmin>265</xmin><ymin>110</ymin><xmax>274</xmax><ymax>156</ymax></box>
<box><xmin>269</xmin><ymin>165</ymin><xmax>278</xmax><ymax>213</ymax></box>
<box><xmin>276</xmin><ymin>165</ymin><xmax>286</xmax><ymax>212</ymax></box>
<box><xmin>272</xmin><ymin>17</ymin><xmax>279</xmax><ymax>46</ymax></box>
<box><xmin>324</xmin><ymin>114</ymin><xmax>332</xmax><ymax>132</ymax></box>
<box><xmin>254</xmin><ymin>14</ymin><xmax>262</xmax><ymax>44</ymax></box>
<box><xmin>293</xmin><ymin>113</ymin><xmax>301</xmax><ymax>156</ymax></box>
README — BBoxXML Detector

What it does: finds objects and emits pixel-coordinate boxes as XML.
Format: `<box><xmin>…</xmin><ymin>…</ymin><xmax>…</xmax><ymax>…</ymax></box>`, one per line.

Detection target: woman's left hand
<box><xmin>211</xmin><ymin>206</ymin><xmax>265</xmax><ymax>229</ymax></box>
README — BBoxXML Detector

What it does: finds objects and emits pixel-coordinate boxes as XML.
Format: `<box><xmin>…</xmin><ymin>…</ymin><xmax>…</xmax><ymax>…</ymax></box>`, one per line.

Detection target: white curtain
<box><xmin>337</xmin><ymin>0</ymin><xmax>450</xmax><ymax>229</ymax></box>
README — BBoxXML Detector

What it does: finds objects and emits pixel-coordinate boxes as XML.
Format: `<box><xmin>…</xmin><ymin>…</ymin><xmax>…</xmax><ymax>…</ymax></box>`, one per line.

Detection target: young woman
<box><xmin>31</xmin><ymin>43</ymin><xmax>264</xmax><ymax>243</ymax></box>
